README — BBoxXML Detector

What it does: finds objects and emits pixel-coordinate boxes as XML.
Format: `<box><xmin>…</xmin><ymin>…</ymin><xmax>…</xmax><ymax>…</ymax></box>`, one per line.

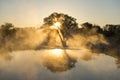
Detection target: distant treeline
<box><xmin>0</xmin><ymin>22</ymin><xmax>120</xmax><ymax>40</ymax></box>
<box><xmin>78</xmin><ymin>22</ymin><xmax>120</xmax><ymax>37</ymax></box>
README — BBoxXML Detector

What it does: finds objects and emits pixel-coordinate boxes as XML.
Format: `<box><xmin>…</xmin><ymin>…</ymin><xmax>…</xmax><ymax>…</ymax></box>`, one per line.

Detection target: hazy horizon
<box><xmin>0</xmin><ymin>0</ymin><xmax>120</xmax><ymax>27</ymax></box>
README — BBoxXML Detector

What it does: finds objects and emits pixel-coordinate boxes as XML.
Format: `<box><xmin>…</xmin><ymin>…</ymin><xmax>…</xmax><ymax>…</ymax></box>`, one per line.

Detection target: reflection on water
<box><xmin>43</xmin><ymin>49</ymin><xmax>77</xmax><ymax>72</ymax></box>
<box><xmin>0</xmin><ymin>49</ymin><xmax>120</xmax><ymax>80</ymax></box>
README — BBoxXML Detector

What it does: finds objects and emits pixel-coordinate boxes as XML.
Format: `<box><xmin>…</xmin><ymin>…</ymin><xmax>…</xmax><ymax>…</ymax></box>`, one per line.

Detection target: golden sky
<box><xmin>0</xmin><ymin>0</ymin><xmax>120</xmax><ymax>27</ymax></box>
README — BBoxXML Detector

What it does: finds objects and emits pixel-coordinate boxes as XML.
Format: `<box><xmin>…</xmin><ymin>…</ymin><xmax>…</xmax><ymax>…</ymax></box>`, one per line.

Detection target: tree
<box><xmin>43</xmin><ymin>12</ymin><xmax>79</xmax><ymax>38</ymax></box>
<box><xmin>93</xmin><ymin>24</ymin><xmax>103</xmax><ymax>33</ymax></box>
<box><xmin>81</xmin><ymin>22</ymin><xmax>103</xmax><ymax>35</ymax></box>
<box><xmin>103</xmin><ymin>24</ymin><xmax>120</xmax><ymax>36</ymax></box>
<box><xmin>0</xmin><ymin>23</ymin><xmax>16</xmax><ymax>38</ymax></box>
<box><xmin>81</xmin><ymin>22</ymin><xmax>93</xmax><ymax>29</ymax></box>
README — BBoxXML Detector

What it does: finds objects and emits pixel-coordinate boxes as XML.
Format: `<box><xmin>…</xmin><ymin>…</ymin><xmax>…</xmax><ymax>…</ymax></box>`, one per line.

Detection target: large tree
<box><xmin>43</xmin><ymin>12</ymin><xmax>79</xmax><ymax>38</ymax></box>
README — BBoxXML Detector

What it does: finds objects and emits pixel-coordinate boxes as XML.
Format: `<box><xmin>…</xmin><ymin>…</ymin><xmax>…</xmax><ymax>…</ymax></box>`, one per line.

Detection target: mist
<box><xmin>0</xmin><ymin>12</ymin><xmax>120</xmax><ymax>67</ymax></box>
<box><xmin>0</xmin><ymin>12</ymin><xmax>120</xmax><ymax>80</ymax></box>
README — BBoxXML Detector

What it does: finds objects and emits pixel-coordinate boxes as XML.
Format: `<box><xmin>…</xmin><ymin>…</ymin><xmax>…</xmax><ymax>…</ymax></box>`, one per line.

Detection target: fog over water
<box><xmin>0</xmin><ymin>13</ymin><xmax>120</xmax><ymax>80</ymax></box>
<box><xmin>0</xmin><ymin>50</ymin><xmax>120</xmax><ymax>80</ymax></box>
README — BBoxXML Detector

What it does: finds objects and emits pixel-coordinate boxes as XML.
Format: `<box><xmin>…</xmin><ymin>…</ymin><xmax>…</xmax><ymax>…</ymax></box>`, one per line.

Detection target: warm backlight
<box><xmin>54</xmin><ymin>22</ymin><xmax>61</xmax><ymax>28</ymax></box>
<box><xmin>51</xmin><ymin>49</ymin><xmax>63</xmax><ymax>56</ymax></box>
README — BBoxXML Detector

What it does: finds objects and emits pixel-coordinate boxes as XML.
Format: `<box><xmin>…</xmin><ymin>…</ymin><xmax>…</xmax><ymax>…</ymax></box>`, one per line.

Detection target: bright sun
<box><xmin>54</xmin><ymin>22</ymin><xmax>61</xmax><ymax>28</ymax></box>
<box><xmin>50</xmin><ymin>22</ymin><xmax>61</xmax><ymax>29</ymax></box>
<box><xmin>51</xmin><ymin>49</ymin><xmax>63</xmax><ymax>56</ymax></box>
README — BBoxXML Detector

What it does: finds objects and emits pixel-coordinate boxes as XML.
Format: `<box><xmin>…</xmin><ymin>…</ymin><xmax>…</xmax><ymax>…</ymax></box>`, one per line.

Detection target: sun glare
<box><xmin>50</xmin><ymin>22</ymin><xmax>61</xmax><ymax>29</ymax></box>
<box><xmin>54</xmin><ymin>22</ymin><xmax>61</xmax><ymax>28</ymax></box>
<box><xmin>51</xmin><ymin>49</ymin><xmax>63</xmax><ymax>56</ymax></box>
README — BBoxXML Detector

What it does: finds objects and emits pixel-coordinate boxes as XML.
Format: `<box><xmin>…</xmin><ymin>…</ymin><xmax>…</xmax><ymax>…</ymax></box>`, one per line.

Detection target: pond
<box><xmin>0</xmin><ymin>49</ymin><xmax>120</xmax><ymax>80</ymax></box>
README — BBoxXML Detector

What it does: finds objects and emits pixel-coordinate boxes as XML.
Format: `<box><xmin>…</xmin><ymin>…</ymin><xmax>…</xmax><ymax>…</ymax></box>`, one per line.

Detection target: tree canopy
<box><xmin>44</xmin><ymin>12</ymin><xmax>79</xmax><ymax>38</ymax></box>
<box><xmin>0</xmin><ymin>23</ymin><xmax>16</xmax><ymax>38</ymax></box>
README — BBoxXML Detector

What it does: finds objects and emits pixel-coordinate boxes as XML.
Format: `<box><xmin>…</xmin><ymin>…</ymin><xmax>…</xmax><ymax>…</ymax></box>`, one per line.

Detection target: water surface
<box><xmin>0</xmin><ymin>49</ymin><xmax>120</xmax><ymax>80</ymax></box>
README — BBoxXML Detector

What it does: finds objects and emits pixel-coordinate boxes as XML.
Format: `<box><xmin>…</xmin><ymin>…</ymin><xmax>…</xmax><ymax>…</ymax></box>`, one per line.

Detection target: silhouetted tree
<box><xmin>93</xmin><ymin>24</ymin><xmax>103</xmax><ymax>33</ymax></box>
<box><xmin>80</xmin><ymin>22</ymin><xmax>103</xmax><ymax>35</ymax></box>
<box><xmin>103</xmin><ymin>24</ymin><xmax>120</xmax><ymax>36</ymax></box>
<box><xmin>0</xmin><ymin>23</ymin><xmax>16</xmax><ymax>38</ymax></box>
<box><xmin>44</xmin><ymin>12</ymin><xmax>79</xmax><ymax>38</ymax></box>
<box><xmin>81</xmin><ymin>22</ymin><xmax>93</xmax><ymax>29</ymax></box>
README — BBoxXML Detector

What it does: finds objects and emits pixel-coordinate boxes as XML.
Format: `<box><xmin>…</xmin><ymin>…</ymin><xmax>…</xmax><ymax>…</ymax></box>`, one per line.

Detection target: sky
<box><xmin>0</xmin><ymin>0</ymin><xmax>120</xmax><ymax>27</ymax></box>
